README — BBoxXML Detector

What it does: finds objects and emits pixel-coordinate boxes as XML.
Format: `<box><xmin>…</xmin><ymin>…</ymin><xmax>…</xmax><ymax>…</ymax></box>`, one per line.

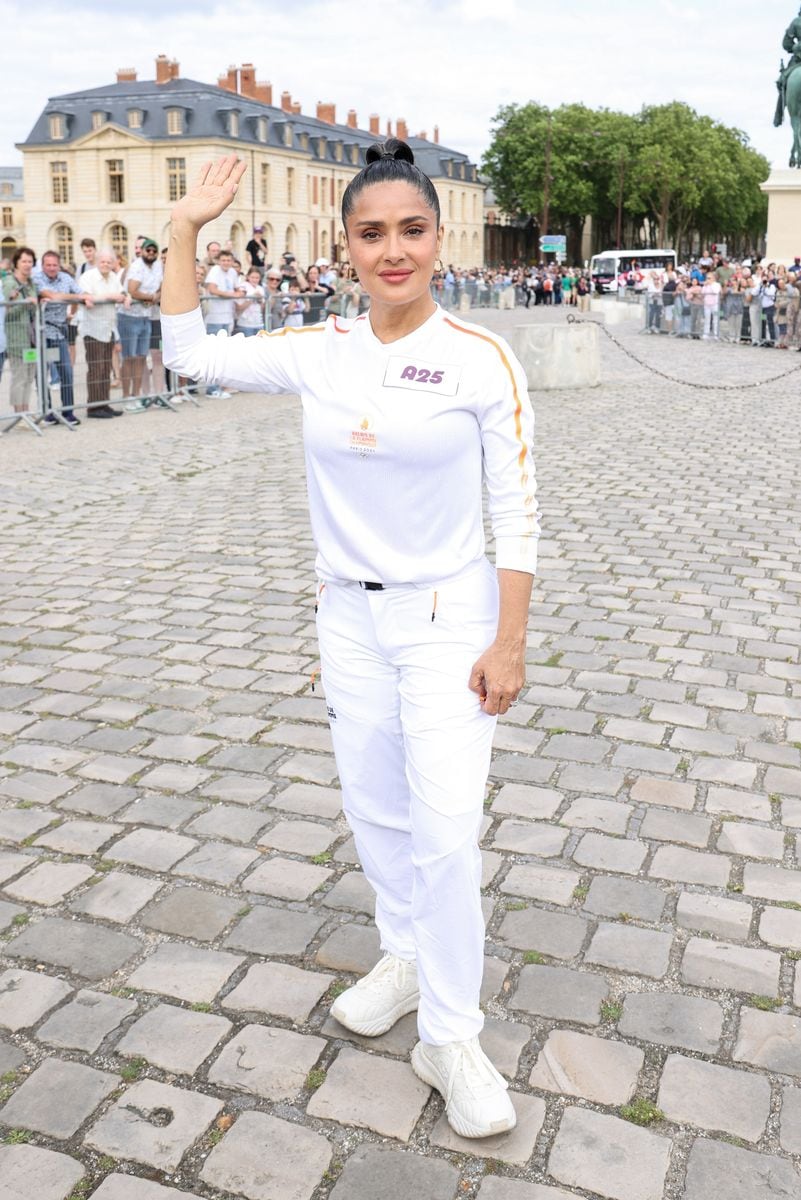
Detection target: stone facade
<box><xmin>17</xmin><ymin>58</ymin><xmax>485</xmax><ymax>270</ymax></box>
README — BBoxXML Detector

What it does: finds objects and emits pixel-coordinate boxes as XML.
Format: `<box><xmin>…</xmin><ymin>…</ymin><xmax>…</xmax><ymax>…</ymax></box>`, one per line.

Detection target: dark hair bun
<box><xmin>365</xmin><ymin>138</ymin><xmax>415</xmax><ymax>166</ymax></box>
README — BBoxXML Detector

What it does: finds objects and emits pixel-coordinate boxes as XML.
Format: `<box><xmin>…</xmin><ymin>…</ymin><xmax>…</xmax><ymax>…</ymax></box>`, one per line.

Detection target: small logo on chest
<box><xmin>350</xmin><ymin>415</ymin><xmax>377</xmax><ymax>456</ymax></box>
<box><xmin>383</xmin><ymin>356</ymin><xmax>462</xmax><ymax>395</ymax></box>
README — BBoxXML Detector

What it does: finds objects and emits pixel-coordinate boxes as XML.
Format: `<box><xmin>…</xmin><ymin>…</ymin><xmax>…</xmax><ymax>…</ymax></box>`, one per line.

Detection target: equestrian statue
<box><xmin>775</xmin><ymin>5</ymin><xmax>801</xmax><ymax>166</ymax></box>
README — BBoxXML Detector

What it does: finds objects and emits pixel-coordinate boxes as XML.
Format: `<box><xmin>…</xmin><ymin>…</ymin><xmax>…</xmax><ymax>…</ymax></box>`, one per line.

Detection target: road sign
<box><xmin>539</xmin><ymin>234</ymin><xmax>567</xmax><ymax>252</ymax></box>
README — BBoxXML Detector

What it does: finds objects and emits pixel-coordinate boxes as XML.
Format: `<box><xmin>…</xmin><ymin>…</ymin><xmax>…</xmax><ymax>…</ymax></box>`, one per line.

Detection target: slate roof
<box><xmin>0</xmin><ymin>166</ymin><xmax>23</xmax><ymax>200</ymax></box>
<box><xmin>21</xmin><ymin>77</ymin><xmax>479</xmax><ymax>182</ymax></box>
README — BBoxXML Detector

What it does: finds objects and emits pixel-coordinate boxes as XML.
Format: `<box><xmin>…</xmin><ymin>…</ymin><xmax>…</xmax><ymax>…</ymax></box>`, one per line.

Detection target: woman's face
<box><xmin>16</xmin><ymin>253</ymin><xmax>34</xmax><ymax>277</ymax></box>
<box><xmin>308</xmin><ymin>267</ymin><xmax>319</xmax><ymax>283</ymax></box>
<box><xmin>345</xmin><ymin>180</ymin><xmax>442</xmax><ymax>307</ymax></box>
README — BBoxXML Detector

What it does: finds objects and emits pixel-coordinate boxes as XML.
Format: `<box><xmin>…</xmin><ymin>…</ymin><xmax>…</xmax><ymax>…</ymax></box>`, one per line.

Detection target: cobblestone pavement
<box><xmin>1</xmin><ymin>304</ymin><xmax>800</xmax><ymax>1200</ymax></box>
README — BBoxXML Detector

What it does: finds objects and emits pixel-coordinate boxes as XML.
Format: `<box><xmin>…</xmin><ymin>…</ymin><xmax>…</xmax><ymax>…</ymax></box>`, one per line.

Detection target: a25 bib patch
<box><xmin>383</xmin><ymin>356</ymin><xmax>462</xmax><ymax>396</ymax></box>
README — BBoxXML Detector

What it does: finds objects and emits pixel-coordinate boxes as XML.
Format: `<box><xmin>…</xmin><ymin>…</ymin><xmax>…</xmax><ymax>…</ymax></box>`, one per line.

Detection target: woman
<box><xmin>2</xmin><ymin>247</ymin><xmax>38</xmax><ymax>414</ymax></box>
<box><xmin>162</xmin><ymin>143</ymin><xmax>538</xmax><ymax>1140</ymax></box>
<box><xmin>329</xmin><ymin>263</ymin><xmax>362</xmax><ymax>319</ymax></box>
<box><xmin>80</xmin><ymin>248</ymin><xmax>128</xmax><ymax>417</ymax></box>
<box><xmin>235</xmin><ymin>267</ymin><xmax>266</xmax><ymax>336</ymax></box>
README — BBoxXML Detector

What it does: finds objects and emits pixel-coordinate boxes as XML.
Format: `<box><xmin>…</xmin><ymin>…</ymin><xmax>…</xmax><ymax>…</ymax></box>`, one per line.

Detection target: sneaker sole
<box><xmin>410</xmin><ymin>1044</ymin><xmax>517</xmax><ymax>1139</ymax></box>
<box><xmin>330</xmin><ymin>992</ymin><xmax>419</xmax><ymax>1037</ymax></box>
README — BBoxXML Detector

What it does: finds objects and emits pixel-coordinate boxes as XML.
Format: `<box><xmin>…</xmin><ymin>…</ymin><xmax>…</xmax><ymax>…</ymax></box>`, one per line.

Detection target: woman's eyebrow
<box><xmin>352</xmin><ymin>215</ymin><xmax>431</xmax><ymax>228</ymax></box>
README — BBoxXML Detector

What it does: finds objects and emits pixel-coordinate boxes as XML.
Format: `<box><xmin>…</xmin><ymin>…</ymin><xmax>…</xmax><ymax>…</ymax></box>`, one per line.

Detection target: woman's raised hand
<box><xmin>171</xmin><ymin>156</ymin><xmax>248</xmax><ymax>229</ymax></box>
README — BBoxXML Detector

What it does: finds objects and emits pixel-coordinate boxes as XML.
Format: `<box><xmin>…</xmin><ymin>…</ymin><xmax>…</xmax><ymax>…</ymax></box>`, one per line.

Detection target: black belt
<box><xmin>359</xmin><ymin>581</ymin><xmax>384</xmax><ymax>591</ymax></box>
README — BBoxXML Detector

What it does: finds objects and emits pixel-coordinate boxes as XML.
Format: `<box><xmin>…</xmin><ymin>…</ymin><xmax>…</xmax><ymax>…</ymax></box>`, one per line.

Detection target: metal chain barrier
<box><xmin>566</xmin><ymin>312</ymin><xmax>801</xmax><ymax>392</ymax></box>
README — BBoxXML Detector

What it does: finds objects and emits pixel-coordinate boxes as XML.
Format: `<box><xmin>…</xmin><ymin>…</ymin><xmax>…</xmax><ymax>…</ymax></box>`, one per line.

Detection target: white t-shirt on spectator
<box><xmin>205</xmin><ymin>266</ymin><xmax>240</xmax><ymax>326</ymax></box>
<box><xmin>127</xmin><ymin>257</ymin><xmax>163</xmax><ymax>319</ymax></box>
<box><xmin>80</xmin><ymin>268</ymin><xmax>124</xmax><ymax>341</ymax></box>
<box><xmin>237</xmin><ymin>281</ymin><xmax>265</xmax><ymax>329</ymax></box>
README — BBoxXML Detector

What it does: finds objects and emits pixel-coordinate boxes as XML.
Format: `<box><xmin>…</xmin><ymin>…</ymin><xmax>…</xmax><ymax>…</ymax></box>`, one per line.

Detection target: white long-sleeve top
<box><xmin>162</xmin><ymin>305</ymin><xmax>539</xmax><ymax>585</ymax></box>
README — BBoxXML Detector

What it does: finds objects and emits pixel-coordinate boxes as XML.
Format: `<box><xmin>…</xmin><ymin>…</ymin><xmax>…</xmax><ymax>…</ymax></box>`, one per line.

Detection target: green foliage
<box><xmin>4</xmin><ymin>1129</ymin><xmax>32</xmax><ymax>1144</ymax></box>
<box><xmin>620</xmin><ymin>1097</ymin><xmax>665</xmax><ymax>1126</ymax></box>
<box><xmin>482</xmin><ymin>100</ymin><xmax>769</xmax><ymax>256</ymax></box>
<box><xmin>119</xmin><ymin>1057</ymin><xmax>147</xmax><ymax>1082</ymax></box>
<box><xmin>306</xmin><ymin>1068</ymin><xmax>326</xmax><ymax>1090</ymax></box>
<box><xmin>523</xmin><ymin>950</ymin><xmax>544</xmax><ymax>964</ymax></box>
<box><xmin>750</xmin><ymin>995</ymin><xmax>780</xmax><ymax>1011</ymax></box>
<box><xmin>601</xmin><ymin>1000</ymin><xmax>623</xmax><ymax>1022</ymax></box>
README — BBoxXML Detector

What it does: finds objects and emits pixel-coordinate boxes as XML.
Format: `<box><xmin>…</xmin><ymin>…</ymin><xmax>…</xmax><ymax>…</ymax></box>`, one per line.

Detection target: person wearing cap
<box><xmin>246</xmin><ymin>227</ymin><xmax>267</xmax><ymax>274</ymax></box>
<box><xmin>122</xmin><ymin>238</ymin><xmax>163</xmax><ymax>400</ymax></box>
<box><xmin>315</xmin><ymin>257</ymin><xmax>337</xmax><ymax>289</ymax></box>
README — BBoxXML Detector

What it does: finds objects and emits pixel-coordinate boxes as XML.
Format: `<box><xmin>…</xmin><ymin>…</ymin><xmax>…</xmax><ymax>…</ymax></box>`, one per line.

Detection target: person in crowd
<box><xmin>701</xmin><ymin>270</ymin><xmax>721</xmax><ymax>340</ymax></box>
<box><xmin>575</xmin><ymin>271</ymin><xmax>591</xmax><ymax>313</ymax></box>
<box><xmin>122</xmin><ymin>237</ymin><xmax>162</xmax><ymax>401</ymax></box>
<box><xmin>775</xmin><ymin>277</ymin><xmax>791</xmax><ymax>347</ymax></box>
<box><xmin>245</xmin><ymin>226</ymin><xmax>268</xmax><ymax>274</ymax></box>
<box><xmin>745</xmin><ymin>270</ymin><xmax>763</xmax><ymax>346</ymax></box>
<box><xmin>661</xmin><ymin>269</ymin><xmax>677</xmax><ymax>333</ymax></box>
<box><xmin>645</xmin><ymin>271</ymin><xmax>663</xmax><ymax>333</ymax></box>
<box><xmin>235</xmin><ymin>267</ymin><xmax>266</xmax><ymax>335</ymax></box>
<box><xmin>761</xmin><ymin>272</ymin><xmax>777</xmax><ymax>346</ymax></box>
<box><xmin>674</xmin><ymin>277</ymin><xmax>692</xmax><ymax>337</ymax></box>
<box><xmin>80</xmin><ymin>247</ymin><xmax>128</xmax><ymax>417</ymax></box>
<box><xmin>2</xmin><ymin>248</ymin><xmax>38</xmax><ymax>414</ymax></box>
<box><xmin>161</xmin><ymin>144</ymin><xmax>537</xmax><ymax>1142</ymax></box>
<box><xmin>77</xmin><ymin>238</ymin><xmax>97</xmax><ymax>277</ymax></box>
<box><xmin>203</xmin><ymin>246</ymin><xmax>242</xmax><ymax>396</ymax></box>
<box><xmin>315</xmin><ymin>257</ymin><xmax>337</xmax><ymax>289</ymax></box>
<box><xmin>787</xmin><ymin>274</ymin><xmax>801</xmax><ymax>348</ymax></box>
<box><xmin>327</xmin><ymin>263</ymin><xmax>360</xmax><ymax>319</ymax></box>
<box><xmin>33</xmin><ymin>249</ymin><xmax>94</xmax><ymax>426</ymax></box>
<box><xmin>0</xmin><ymin>257</ymin><xmax>8</xmax><ymax>385</ymax></box>
<box><xmin>280</xmin><ymin>281</ymin><xmax>310</xmax><ymax>327</ymax></box>
<box><xmin>204</xmin><ymin>241</ymin><xmax>221</xmax><ymax>268</ymax></box>
<box><xmin>262</xmin><ymin>267</ymin><xmax>285</xmax><ymax>328</ymax></box>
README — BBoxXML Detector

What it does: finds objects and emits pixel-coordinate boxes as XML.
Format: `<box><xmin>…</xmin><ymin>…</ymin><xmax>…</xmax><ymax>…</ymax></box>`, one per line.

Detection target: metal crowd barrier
<box><xmin>640</xmin><ymin>291</ymin><xmax>801</xmax><ymax>347</ymax></box>
<box><xmin>1</xmin><ymin>289</ymin><xmax>334</xmax><ymax>436</ymax></box>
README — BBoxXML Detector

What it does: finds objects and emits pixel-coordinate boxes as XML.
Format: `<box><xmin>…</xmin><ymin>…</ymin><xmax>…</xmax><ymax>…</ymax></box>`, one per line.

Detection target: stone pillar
<box><xmin>510</xmin><ymin>323</ymin><xmax>601</xmax><ymax>390</ymax></box>
<box><xmin>761</xmin><ymin>170</ymin><xmax>801</xmax><ymax>265</ymax></box>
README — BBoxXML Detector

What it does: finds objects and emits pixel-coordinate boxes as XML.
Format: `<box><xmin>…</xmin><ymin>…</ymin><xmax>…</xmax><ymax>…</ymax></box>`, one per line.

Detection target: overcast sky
<box><xmin>3</xmin><ymin>0</ymin><xmax>799</xmax><ymax>175</ymax></box>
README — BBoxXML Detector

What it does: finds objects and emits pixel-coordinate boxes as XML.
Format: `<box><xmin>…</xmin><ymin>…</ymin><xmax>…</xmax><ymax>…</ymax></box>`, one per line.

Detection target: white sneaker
<box><xmin>411</xmin><ymin>1035</ymin><xmax>517</xmax><ymax>1139</ymax></box>
<box><xmin>330</xmin><ymin>954</ymin><xmax>419</xmax><ymax>1036</ymax></box>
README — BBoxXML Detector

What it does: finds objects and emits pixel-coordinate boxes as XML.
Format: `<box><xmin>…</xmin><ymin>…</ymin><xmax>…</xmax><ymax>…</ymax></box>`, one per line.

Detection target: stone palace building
<box><xmin>17</xmin><ymin>55</ymin><xmax>486</xmax><ymax>270</ymax></box>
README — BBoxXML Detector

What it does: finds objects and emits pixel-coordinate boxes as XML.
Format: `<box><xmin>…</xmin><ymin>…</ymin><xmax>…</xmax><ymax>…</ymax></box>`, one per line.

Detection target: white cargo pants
<box><xmin>316</xmin><ymin>557</ymin><xmax>499</xmax><ymax>1045</ymax></box>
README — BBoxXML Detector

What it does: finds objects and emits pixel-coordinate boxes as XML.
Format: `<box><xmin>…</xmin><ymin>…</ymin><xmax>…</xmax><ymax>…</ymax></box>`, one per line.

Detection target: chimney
<box><xmin>386</xmin><ymin>119</ymin><xmax>393</xmax><ymax>138</ymax></box>
<box><xmin>347</xmin><ymin>109</ymin><xmax>358</xmax><ymax>129</ymax></box>
<box><xmin>433</xmin><ymin>124</ymin><xmax>440</xmax><ymax>144</ymax></box>
<box><xmin>291</xmin><ymin>101</ymin><xmax>301</xmax><ymax>115</ymax></box>
<box><xmin>218</xmin><ymin>65</ymin><xmax>238</xmax><ymax>93</ymax></box>
<box><xmin>155</xmin><ymin>54</ymin><xmax>171</xmax><ymax>85</ymax></box>
<box><xmin>169</xmin><ymin>59</ymin><xmax>179</xmax><ymax>79</ymax></box>
<box><xmin>253</xmin><ymin>82</ymin><xmax>273</xmax><ymax>104</ymax></box>
<box><xmin>316</xmin><ymin>101</ymin><xmax>336</xmax><ymax>125</ymax></box>
<box><xmin>240</xmin><ymin>62</ymin><xmax>256</xmax><ymax>96</ymax></box>
<box><xmin>369</xmin><ymin>113</ymin><xmax>380</xmax><ymax>136</ymax></box>
<box><xmin>396</xmin><ymin>118</ymin><xmax>408</xmax><ymax>141</ymax></box>
<box><xmin>418</xmin><ymin>130</ymin><xmax>427</xmax><ymax>141</ymax></box>
<box><xmin>281</xmin><ymin>90</ymin><xmax>293</xmax><ymax>112</ymax></box>
<box><xmin>116</xmin><ymin>68</ymin><xmax>137</xmax><ymax>83</ymax></box>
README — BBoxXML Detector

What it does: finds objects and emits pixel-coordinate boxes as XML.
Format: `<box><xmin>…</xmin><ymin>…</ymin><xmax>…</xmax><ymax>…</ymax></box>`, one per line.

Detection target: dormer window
<box><xmin>446</xmin><ymin>160</ymin><xmax>453</xmax><ymax>177</ymax></box>
<box><xmin>299</xmin><ymin>132</ymin><xmax>309</xmax><ymax>150</ymax></box>
<box><xmin>229</xmin><ymin>111</ymin><xmax>239</xmax><ymax>138</ymax></box>
<box><xmin>335</xmin><ymin>141</ymin><xmax>343</xmax><ymax>162</ymax></box>
<box><xmin>283</xmin><ymin>122</ymin><xmax>293</xmax><ymax>147</ymax></box>
<box><xmin>166</xmin><ymin>108</ymin><xmax>183</xmax><ymax>136</ymax></box>
<box><xmin>256</xmin><ymin>116</ymin><xmax>268</xmax><ymax>143</ymax></box>
<box><xmin>350</xmin><ymin>144</ymin><xmax>359</xmax><ymax>165</ymax></box>
<box><xmin>91</xmin><ymin>111</ymin><xmax>107</xmax><ymax>131</ymax></box>
<box><xmin>318</xmin><ymin>136</ymin><xmax>327</xmax><ymax>159</ymax></box>
<box><xmin>127</xmin><ymin>109</ymin><xmax>143</xmax><ymax>130</ymax></box>
<box><xmin>49</xmin><ymin>114</ymin><xmax>65</xmax><ymax>140</ymax></box>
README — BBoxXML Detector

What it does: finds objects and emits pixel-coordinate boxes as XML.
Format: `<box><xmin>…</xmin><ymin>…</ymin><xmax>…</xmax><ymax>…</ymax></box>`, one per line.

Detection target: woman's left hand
<box><xmin>468</xmin><ymin>639</ymin><xmax>525</xmax><ymax>716</ymax></box>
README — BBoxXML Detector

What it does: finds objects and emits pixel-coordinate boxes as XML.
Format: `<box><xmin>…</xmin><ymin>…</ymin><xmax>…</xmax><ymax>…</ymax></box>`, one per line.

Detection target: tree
<box><xmin>482</xmin><ymin>99</ymin><xmax>769</xmax><ymax>260</ymax></box>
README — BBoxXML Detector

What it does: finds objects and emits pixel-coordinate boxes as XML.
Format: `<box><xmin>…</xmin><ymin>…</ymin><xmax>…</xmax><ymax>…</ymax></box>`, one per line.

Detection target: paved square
<box><xmin>3</xmin><ymin>308</ymin><xmax>801</xmax><ymax>1197</ymax></box>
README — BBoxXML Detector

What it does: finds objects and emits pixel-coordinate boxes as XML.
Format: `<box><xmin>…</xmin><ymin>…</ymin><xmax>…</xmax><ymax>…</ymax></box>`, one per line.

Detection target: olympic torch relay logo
<box><xmin>350</xmin><ymin>415</ymin><xmax>377</xmax><ymax>456</ymax></box>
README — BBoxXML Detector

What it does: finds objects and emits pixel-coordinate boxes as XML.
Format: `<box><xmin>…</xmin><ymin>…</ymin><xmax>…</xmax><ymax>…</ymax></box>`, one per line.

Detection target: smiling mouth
<box><xmin>379</xmin><ymin>270</ymin><xmax>413</xmax><ymax>280</ymax></box>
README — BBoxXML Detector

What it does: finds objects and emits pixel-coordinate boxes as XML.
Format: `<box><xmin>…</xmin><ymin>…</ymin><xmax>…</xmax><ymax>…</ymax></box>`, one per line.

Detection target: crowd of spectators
<box><xmin>631</xmin><ymin>252</ymin><xmax>801</xmax><ymax>349</ymax></box>
<box><xmin>431</xmin><ymin>265</ymin><xmax>592</xmax><ymax>312</ymax></box>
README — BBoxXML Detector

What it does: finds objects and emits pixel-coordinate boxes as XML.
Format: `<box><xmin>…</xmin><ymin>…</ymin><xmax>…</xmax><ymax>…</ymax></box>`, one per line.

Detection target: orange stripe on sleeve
<box><xmin>443</xmin><ymin>316</ymin><xmax>530</xmax><ymax>473</ymax></box>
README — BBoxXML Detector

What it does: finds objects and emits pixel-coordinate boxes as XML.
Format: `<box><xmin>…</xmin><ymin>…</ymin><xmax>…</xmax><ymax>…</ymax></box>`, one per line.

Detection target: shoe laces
<box><xmin>355</xmin><ymin>954</ymin><xmax>413</xmax><ymax>994</ymax></box>
<box><xmin>442</xmin><ymin>1037</ymin><xmax>507</xmax><ymax>1105</ymax></box>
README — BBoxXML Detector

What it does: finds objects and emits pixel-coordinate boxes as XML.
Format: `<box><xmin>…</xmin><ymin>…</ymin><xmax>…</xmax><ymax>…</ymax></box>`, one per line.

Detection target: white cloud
<box><xmin>1</xmin><ymin>0</ymin><xmax>796</xmax><ymax>175</ymax></box>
